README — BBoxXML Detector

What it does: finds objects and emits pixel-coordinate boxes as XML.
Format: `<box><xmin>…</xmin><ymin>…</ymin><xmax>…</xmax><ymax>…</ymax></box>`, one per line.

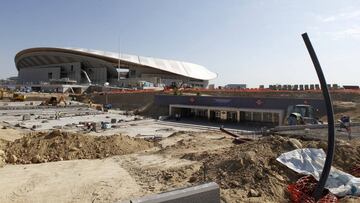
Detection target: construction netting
<box><xmin>288</xmin><ymin>175</ymin><xmax>338</xmax><ymax>203</ymax></box>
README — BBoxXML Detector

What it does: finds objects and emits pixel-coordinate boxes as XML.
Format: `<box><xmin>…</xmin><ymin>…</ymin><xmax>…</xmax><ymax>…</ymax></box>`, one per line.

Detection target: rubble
<box><xmin>22</xmin><ymin>114</ymin><xmax>30</xmax><ymax>121</ymax></box>
<box><xmin>178</xmin><ymin>135</ymin><xmax>360</xmax><ymax>202</ymax></box>
<box><xmin>288</xmin><ymin>138</ymin><xmax>302</xmax><ymax>149</ymax></box>
<box><xmin>248</xmin><ymin>189</ymin><xmax>261</xmax><ymax>197</ymax></box>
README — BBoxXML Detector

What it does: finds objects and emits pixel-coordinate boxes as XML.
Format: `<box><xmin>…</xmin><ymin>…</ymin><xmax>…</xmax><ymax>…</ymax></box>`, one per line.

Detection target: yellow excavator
<box><xmin>87</xmin><ymin>100</ymin><xmax>103</xmax><ymax>111</ymax></box>
<box><xmin>0</xmin><ymin>89</ymin><xmax>26</xmax><ymax>101</ymax></box>
<box><xmin>11</xmin><ymin>93</ymin><xmax>26</xmax><ymax>102</ymax></box>
<box><xmin>0</xmin><ymin>89</ymin><xmax>5</xmax><ymax>100</ymax></box>
<box><xmin>40</xmin><ymin>96</ymin><xmax>66</xmax><ymax>106</ymax></box>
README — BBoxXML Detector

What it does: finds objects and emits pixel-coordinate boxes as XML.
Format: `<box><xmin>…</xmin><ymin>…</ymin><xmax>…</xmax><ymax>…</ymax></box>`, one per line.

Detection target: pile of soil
<box><xmin>306</xmin><ymin>139</ymin><xmax>360</xmax><ymax>173</ymax></box>
<box><xmin>5</xmin><ymin>130</ymin><xmax>153</xmax><ymax>164</ymax></box>
<box><xmin>0</xmin><ymin>139</ymin><xmax>8</xmax><ymax>167</ymax></box>
<box><xmin>0</xmin><ymin>139</ymin><xmax>8</xmax><ymax>151</ymax></box>
<box><xmin>0</xmin><ymin>149</ymin><xmax>4</xmax><ymax>168</ymax></box>
<box><xmin>181</xmin><ymin>136</ymin><xmax>360</xmax><ymax>202</ymax></box>
<box><xmin>321</xmin><ymin>101</ymin><xmax>360</xmax><ymax>122</ymax></box>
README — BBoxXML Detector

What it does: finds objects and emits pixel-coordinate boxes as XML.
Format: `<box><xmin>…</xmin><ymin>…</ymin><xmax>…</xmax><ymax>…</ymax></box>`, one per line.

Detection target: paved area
<box><xmin>0</xmin><ymin>103</ymin><xmax>206</xmax><ymax>138</ymax></box>
<box><xmin>277</xmin><ymin>126</ymin><xmax>360</xmax><ymax>141</ymax></box>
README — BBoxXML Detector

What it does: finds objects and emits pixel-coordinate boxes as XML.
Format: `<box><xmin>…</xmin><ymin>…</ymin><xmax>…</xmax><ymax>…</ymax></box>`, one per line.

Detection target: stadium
<box><xmin>15</xmin><ymin>47</ymin><xmax>217</xmax><ymax>88</ymax></box>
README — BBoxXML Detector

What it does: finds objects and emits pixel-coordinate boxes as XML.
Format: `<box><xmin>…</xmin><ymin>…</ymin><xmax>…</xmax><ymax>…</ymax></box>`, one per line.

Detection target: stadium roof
<box><xmin>15</xmin><ymin>47</ymin><xmax>217</xmax><ymax>81</ymax></box>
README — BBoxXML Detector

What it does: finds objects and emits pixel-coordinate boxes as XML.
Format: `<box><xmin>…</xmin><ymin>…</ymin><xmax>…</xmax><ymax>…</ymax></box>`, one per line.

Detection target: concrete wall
<box><xmin>19</xmin><ymin>66</ymin><xmax>60</xmax><ymax>84</ymax></box>
<box><xmin>91</xmin><ymin>92</ymin><xmax>157</xmax><ymax>110</ymax></box>
<box><xmin>60</xmin><ymin>62</ymin><xmax>81</xmax><ymax>81</ymax></box>
<box><xmin>87</xmin><ymin>67</ymin><xmax>107</xmax><ymax>84</ymax></box>
<box><xmin>18</xmin><ymin>62</ymin><xmax>81</xmax><ymax>84</ymax></box>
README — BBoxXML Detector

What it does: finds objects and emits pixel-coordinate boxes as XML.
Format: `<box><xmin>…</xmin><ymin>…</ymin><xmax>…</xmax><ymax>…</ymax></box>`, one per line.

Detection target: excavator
<box><xmin>286</xmin><ymin>104</ymin><xmax>321</xmax><ymax>125</ymax></box>
<box><xmin>40</xmin><ymin>96</ymin><xmax>67</xmax><ymax>106</ymax></box>
<box><xmin>11</xmin><ymin>93</ymin><xmax>26</xmax><ymax>102</ymax></box>
<box><xmin>0</xmin><ymin>89</ymin><xmax>26</xmax><ymax>102</ymax></box>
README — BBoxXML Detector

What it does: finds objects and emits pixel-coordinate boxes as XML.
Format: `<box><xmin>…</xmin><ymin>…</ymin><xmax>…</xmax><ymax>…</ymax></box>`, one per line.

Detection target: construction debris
<box><xmin>0</xmin><ymin>91</ymin><xmax>359</xmax><ymax>202</ymax></box>
<box><xmin>175</xmin><ymin>135</ymin><xmax>360</xmax><ymax>202</ymax></box>
<box><xmin>277</xmin><ymin>148</ymin><xmax>360</xmax><ymax>197</ymax></box>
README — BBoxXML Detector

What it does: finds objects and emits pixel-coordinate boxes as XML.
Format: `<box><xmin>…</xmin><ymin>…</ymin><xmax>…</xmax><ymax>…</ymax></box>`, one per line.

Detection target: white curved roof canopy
<box><xmin>15</xmin><ymin>47</ymin><xmax>217</xmax><ymax>81</ymax></box>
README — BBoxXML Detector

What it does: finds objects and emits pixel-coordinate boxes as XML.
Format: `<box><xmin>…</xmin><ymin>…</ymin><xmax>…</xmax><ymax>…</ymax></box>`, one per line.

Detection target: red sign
<box><xmin>256</xmin><ymin>99</ymin><xmax>263</xmax><ymax>106</ymax></box>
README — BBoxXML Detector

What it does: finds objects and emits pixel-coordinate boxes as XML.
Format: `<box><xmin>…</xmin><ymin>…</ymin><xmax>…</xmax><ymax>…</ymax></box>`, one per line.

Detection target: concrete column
<box><xmin>279</xmin><ymin>111</ymin><xmax>284</xmax><ymax>126</ymax></box>
<box><xmin>261</xmin><ymin>112</ymin><xmax>264</xmax><ymax>122</ymax></box>
<box><xmin>207</xmin><ymin>109</ymin><xmax>211</xmax><ymax>120</ymax></box>
<box><xmin>250</xmin><ymin>112</ymin><xmax>253</xmax><ymax>121</ymax></box>
<box><xmin>169</xmin><ymin>106</ymin><xmax>172</xmax><ymax>116</ymax></box>
<box><xmin>237</xmin><ymin>111</ymin><xmax>240</xmax><ymax>122</ymax></box>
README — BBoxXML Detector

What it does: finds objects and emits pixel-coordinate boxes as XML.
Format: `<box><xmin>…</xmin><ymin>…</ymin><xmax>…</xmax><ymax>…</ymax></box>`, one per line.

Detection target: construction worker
<box><xmin>175</xmin><ymin>113</ymin><xmax>181</xmax><ymax>121</ymax></box>
<box><xmin>339</xmin><ymin>115</ymin><xmax>351</xmax><ymax>140</ymax></box>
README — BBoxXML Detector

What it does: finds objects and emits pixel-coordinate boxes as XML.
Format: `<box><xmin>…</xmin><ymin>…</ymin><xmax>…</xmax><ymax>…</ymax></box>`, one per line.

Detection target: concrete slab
<box><xmin>121</xmin><ymin>182</ymin><xmax>220</xmax><ymax>203</ymax></box>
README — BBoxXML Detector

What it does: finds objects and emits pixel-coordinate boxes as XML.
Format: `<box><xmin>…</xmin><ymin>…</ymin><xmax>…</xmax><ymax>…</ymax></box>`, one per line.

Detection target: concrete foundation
<box><xmin>120</xmin><ymin>182</ymin><xmax>220</xmax><ymax>203</ymax></box>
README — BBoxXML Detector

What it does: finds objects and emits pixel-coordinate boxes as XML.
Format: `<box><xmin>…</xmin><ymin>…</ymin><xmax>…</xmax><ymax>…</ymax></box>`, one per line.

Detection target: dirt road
<box><xmin>0</xmin><ymin>131</ymin><xmax>231</xmax><ymax>203</ymax></box>
<box><xmin>0</xmin><ymin>158</ymin><xmax>142</xmax><ymax>203</ymax></box>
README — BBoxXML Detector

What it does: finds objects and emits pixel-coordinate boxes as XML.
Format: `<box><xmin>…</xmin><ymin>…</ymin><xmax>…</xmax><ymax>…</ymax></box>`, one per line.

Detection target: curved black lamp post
<box><xmin>301</xmin><ymin>33</ymin><xmax>335</xmax><ymax>201</ymax></box>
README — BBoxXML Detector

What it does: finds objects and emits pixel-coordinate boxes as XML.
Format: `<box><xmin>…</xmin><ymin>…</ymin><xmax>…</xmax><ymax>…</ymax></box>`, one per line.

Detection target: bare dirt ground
<box><xmin>0</xmin><ymin>157</ymin><xmax>143</xmax><ymax>203</ymax></box>
<box><xmin>0</xmin><ymin>91</ymin><xmax>359</xmax><ymax>203</ymax></box>
<box><xmin>1</xmin><ymin>130</ymin><xmax>359</xmax><ymax>203</ymax></box>
<box><xmin>0</xmin><ymin>124</ymin><xmax>24</xmax><ymax>167</ymax></box>
<box><xmin>0</xmin><ymin>126</ymin><xmax>24</xmax><ymax>142</ymax></box>
<box><xmin>0</xmin><ymin>131</ymin><xmax>232</xmax><ymax>202</ymax></box>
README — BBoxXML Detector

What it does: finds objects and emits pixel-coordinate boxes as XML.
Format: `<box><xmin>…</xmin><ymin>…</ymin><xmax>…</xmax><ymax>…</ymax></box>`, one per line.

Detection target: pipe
<box><xmin>81</xmin><ymin>69</ymin><xmax>92</xmax><ymax>84</ymax></box>
<box><xmin>219</xmin><ymin>127</ymin><xmax>239</xmax><ymax>138</ymax></box>
<box><xmin>302</xmin><ymin>33</ymin><xmax>335</xmax><ymax>201</ymax></box>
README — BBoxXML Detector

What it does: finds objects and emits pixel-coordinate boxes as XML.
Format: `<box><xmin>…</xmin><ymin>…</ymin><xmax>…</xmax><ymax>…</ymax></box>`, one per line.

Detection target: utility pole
<box><xmin>118</xmin><ymin>36</ymin><xmax>121</xmax><ymax>82</ymax></box>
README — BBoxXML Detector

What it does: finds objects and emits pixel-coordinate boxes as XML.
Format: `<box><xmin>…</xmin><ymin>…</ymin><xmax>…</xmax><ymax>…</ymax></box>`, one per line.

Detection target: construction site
<box><xmin>0</xmin><ymin>86</ymin><xmax>359</xmax><ymax>203</ymax></box>
<box><xmin>2</xmin><ymin>1</ymin><xmax>360</xmax><ymax>202</ymax></box>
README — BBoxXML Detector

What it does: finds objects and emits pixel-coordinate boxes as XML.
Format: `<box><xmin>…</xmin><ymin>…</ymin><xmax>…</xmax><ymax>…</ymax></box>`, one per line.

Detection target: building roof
<box><xmin>15</xmin><ymin>47</ymin><xmax>217</xmax><ymax>81</ymax></box>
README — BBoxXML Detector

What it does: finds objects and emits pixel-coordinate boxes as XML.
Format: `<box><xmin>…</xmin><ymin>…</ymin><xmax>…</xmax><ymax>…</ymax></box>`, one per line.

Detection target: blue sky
<box><xmin>1</xmin><ymin>0</ymin><xmax>359</xmax><ymax>87</ymax></box>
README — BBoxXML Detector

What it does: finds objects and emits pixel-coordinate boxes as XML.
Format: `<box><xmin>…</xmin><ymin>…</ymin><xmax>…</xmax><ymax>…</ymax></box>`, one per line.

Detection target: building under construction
<box><xmin>15</xmin><ymin>47</ymin><xmax>217</xmax><ymax>88</ymax></box>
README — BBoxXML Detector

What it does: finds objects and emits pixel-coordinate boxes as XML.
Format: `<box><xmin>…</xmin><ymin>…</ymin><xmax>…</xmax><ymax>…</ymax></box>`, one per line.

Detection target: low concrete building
<box><xmin>155</xmin><ymin>95</ymin><xmax>326</xmax><ymax>126</ymax></box>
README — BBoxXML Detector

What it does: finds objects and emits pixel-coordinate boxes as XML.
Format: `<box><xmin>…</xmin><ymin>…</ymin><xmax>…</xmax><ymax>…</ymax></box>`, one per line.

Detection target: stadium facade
<box><xmin>15</xmin><ymin>47</ymin><xmax>217</xmax><ymax>88</ymax></box>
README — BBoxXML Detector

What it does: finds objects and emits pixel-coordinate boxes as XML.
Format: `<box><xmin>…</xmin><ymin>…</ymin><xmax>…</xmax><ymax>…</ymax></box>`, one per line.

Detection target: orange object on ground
<box><xmin>288</xmin><ymin>175</ymin><xmax>338</xmax><ymax>203</ymax></box>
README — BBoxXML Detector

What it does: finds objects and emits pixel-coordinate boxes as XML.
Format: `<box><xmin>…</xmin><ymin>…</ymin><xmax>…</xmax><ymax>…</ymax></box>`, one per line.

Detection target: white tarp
<box><xmin>276</xmin><ymin>148</ymin><xmax>360</xmax><ymax>197</ymax></box>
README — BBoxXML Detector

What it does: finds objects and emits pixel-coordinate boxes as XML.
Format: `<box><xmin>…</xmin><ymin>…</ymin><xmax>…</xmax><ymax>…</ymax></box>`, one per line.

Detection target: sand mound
<box><xmin>0</xmin><ymin>139</ymin><xmax>8</xmax><ymax>168</ymax></box>
<box><xmin>5</xmin><ymin>130</ymin><xmax>153</xmax><ymax>164</ymax></box>
<box><xmin>183</xmin><ymin>136</ymin><xmax>360</xmax><ymax>202</ymax></box>
<box><xmin>304</xmin><ymin>139</ymin><xmax>360</xmax><ymax>173</ymax></box>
